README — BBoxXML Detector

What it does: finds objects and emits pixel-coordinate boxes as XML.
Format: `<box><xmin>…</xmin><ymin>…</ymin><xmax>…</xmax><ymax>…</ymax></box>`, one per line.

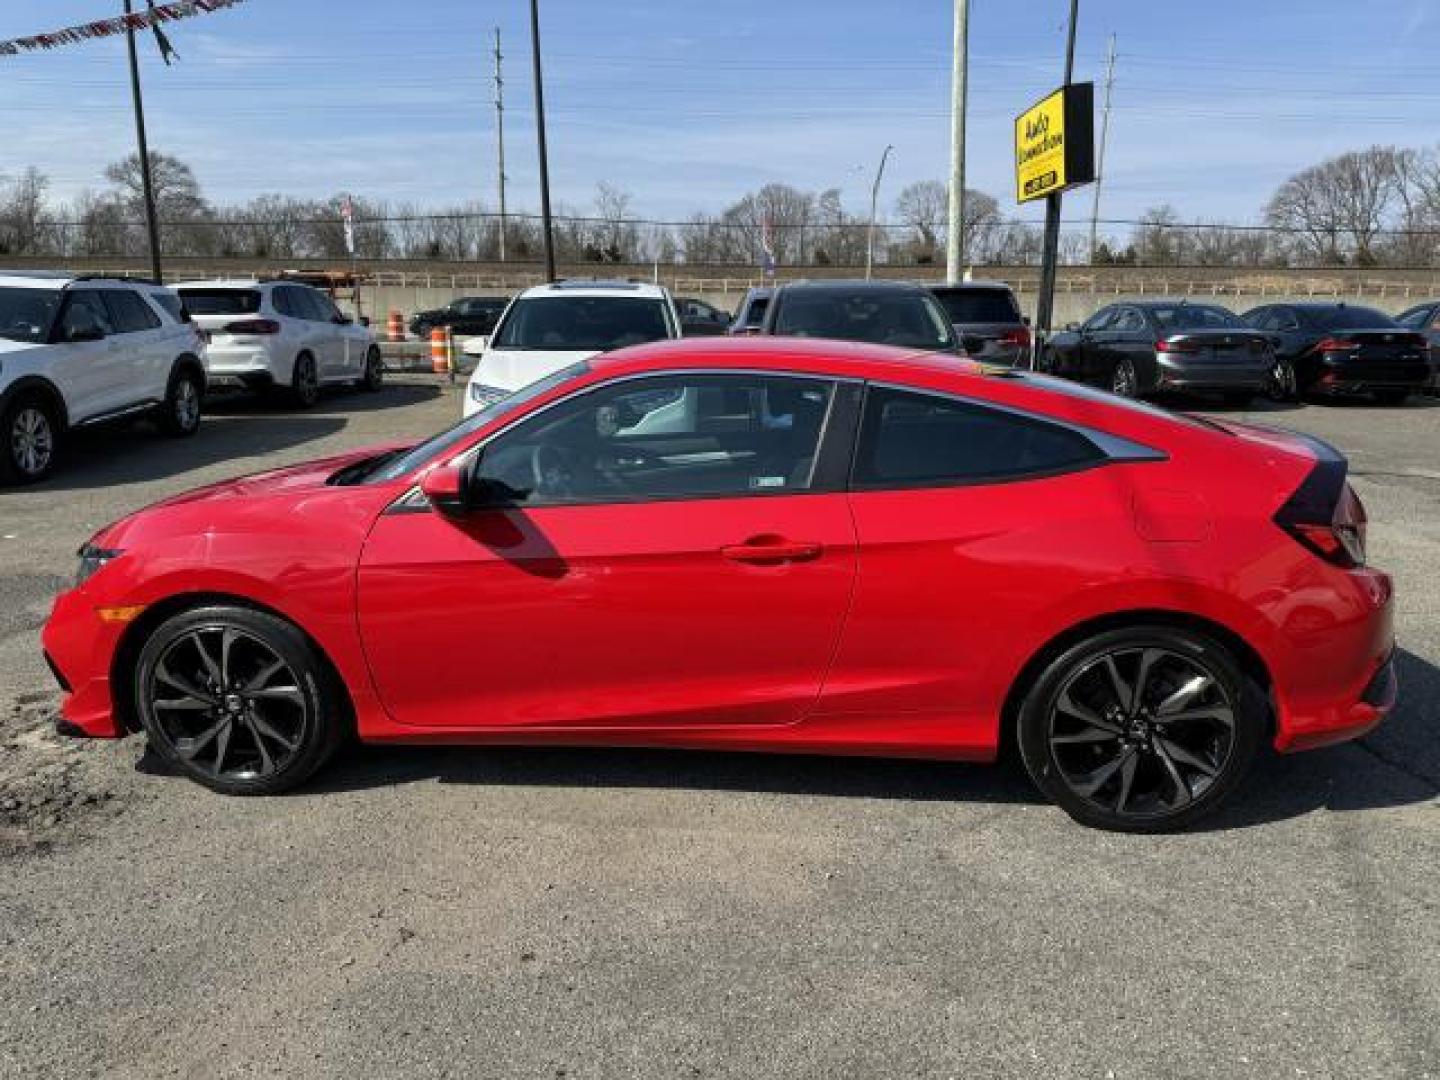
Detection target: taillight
<box><xmin>1315</xmin><ymin>337</ymin><xmax>1355</xmax><ymax>353</ymax></box>
<box><xmin>223</xmin><ymin>318</ymin><xmax>281</xmax><ymax>335</ymax></box>
<box><xmin>1156</xmin><ymin>338</ymin><xmax>1198</xmax><ymax>353</ymax></box>
<box><xmin>1403</xmin><ymin>333</ymin><xmax>1429</xmax><ymax>349</ymax></box>
<box><xmin>1000</xmin><ymin>326</ymin><xmax>1032</xmax><ymax>349</ymax></box>
<box><xmin>1276</xmin><ymin>466</ymin><xmax>1367</xmax><ymax>568</ymax></box>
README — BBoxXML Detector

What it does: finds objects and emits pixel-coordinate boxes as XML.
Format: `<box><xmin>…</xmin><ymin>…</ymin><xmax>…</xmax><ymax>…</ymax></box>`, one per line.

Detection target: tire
<box><xmin>1036</xmin><ymin>347</ymin><xmax>1058</xmax><ymax>374</ymax></box>
<box><xmin>290</xmin><ymin>352</ymin><xmax>319</xmax><ymax>409</ymax></box>
<box><xmin>1016</xmin><ymin>625</ymin><xmax>1266</xmax><ymax>833</ymax></box>
<box><xmin>134</xmin><ymin>605</ymin><xmax>346</xmax><ymax>796</ymax></box>
<box><xmin>157</xmin><ymin>366</ymin><xmax>203</xmax><ymax>437</ymax></box>
<box><xmin>360</xmin><ymin>346</ymin><xmax>384</xmax><ymax>392</ymax></box>
<box><xmin>1110</xmin><ymin>358</ymin><xmax>1138</xmax><ymax>398</ymax></box>
<box><xmin>1265</xmin><ymin>357</ymin><xmax>1297</xmax><ymax>402</ymax></box>
<box><xmin>1374</xmin><ymin>389</ymin><xmax>1411</xmax><ymax>406</ymax></box>
<box><xmin>0</xmin><ymin>393</ymin><xmax>59</xmax><ymax>485</ymax></box>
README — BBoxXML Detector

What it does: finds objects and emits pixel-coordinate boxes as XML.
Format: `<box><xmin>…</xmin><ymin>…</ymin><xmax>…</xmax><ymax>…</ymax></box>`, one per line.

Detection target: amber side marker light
<box><xmin>97</xmin><ymin>606</ymin><xmax>146</xmax><ymax>624</ymax></box>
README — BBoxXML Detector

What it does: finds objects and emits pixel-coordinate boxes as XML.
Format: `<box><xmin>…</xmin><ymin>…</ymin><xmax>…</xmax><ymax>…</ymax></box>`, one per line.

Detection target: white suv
<box><xmin>176</xmin><ymin>280</ymin><xmax>382</xmax><ymax>407</ymax></box>
<box><xmin>0</xmin><ymin>272</ymin><xmax>207</xmax><ymax>484</ymax></box>
<box><xmin>462</xmin><ymin>280</ymin><xmax>680</xmax><ymax>416</ymax></box>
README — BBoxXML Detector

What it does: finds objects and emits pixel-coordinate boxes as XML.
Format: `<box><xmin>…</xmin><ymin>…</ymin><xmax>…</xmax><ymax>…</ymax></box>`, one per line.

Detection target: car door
<box><xmin>99</xmin><ymin>288</ymin><xmax>170</xmax><ymax>404</ymax></box>
<box><xmin>296</xmin><ymin>288</ymin><xmax>347</xmax><ymax>377</ymax></box>
<box><xmin>1073</xmin><ymin>306</ymin><xmax>1115</xmax><ymax>381</ymax></box>
<box><xmin>50</xmin><ymin>289</ymin><xmax>125</xmax><ymax>421</ymax></box>
<box><xmin>1109</xmin><ymin>306</ymin><xmax>1156</xmax><ymax>390</ymax></box>
<box><xmin>357</xmin><ymin>371</ymin><xmax>859</xmax><ymax>731</ymax></box>
<box><xmin>816</xmin><ymin>384</ymin><xmax>1122</xmax><ymax>749</ymax></box>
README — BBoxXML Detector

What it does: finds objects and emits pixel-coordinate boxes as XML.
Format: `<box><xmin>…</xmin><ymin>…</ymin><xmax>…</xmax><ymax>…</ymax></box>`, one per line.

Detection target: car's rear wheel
<box><xmin>1110</xmin><ymin>358</ymin><xmax>1138</xmax><ymax>398</ymax></box>
<box><xmin>1265</xmin><ymin>357</ymin><xmax>1297</xmax><ymax>402</ymax></box>
<box><xmin>134</xmin><ymin>605</ymin><xmax>346</xmax><ymax>795</ymax></box>
<box><xmin>1</xmin><ymin>395</ymin><xmax>58</xmax><ymax>485</ymax></box>
<box><xmin>290</xmin><ymin>352</ymin><xmax>319</xmax><ymax>409</ymax></box>
<box><xmin>360</xmin><ymin>346</ymin><xmax>384</xmax><ymax>392</ymax></box>
<box><xmin>158</xmin><ymin>367</ymin><xmax>203</xmax><ymax>437</ymax></box>
<box><xmin>1017</xmin><ymin>626</ymin><xmax>1265</xmax><ymax>832</ymax></box>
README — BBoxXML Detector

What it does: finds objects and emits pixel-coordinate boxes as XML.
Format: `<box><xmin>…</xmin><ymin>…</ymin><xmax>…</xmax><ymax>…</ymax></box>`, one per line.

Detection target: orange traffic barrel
<box><xmin>387</xmin><ymin>309</ymin><xmax>405</xmax><ymax>342</ymax></box>
<box><xmin>430</xmin><ymin>327</ymin><xmax>450</xmax><ymax>374</ymax></box>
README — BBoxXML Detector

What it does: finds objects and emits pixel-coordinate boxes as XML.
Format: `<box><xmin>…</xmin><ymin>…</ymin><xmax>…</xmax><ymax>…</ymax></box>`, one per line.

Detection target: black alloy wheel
<box><xmin>1018</xmin><ymin>627</ymin><xmax>1264</xmax><ymax>832</ymax></box>
<box><xmin>135</xmin><ymin>606</ymin><xmax>344</xmax><ymax>795</ymax></box>
<box><xmin>1265</xmin><ymin>357</ymin><xmax>1298</xmax><ymax>402</ymax></box>
<box><xmin>291</xmin><ymin>353</ymin><xmax>319</xmax><ymax>409</ymax></box>
<box><xmin>1110</xmin><ymin>358</ymin><xmax>1138</xmax><ymax>398</ymax></box>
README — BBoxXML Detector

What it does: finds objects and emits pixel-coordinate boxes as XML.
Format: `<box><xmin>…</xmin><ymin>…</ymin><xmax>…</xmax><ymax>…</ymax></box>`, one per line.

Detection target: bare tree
<box><xmin>1132</xmin><ymin>205</ymin><xmax>1188</xmax><ymax>265</ymax></box>
<box><xmin>893</xmin><ymin>180</ymin><xmax>1000</xmax><ymax>265</ymax></box>
<box><xmin>0</xmin><ymin>167</ymin><xmax>52</xmax><ymax>255</ymax></box>
<box><xmin>1265</xmin><ymin>147</ymin><xmax>1398</xmax><ymax>266</ymax></box>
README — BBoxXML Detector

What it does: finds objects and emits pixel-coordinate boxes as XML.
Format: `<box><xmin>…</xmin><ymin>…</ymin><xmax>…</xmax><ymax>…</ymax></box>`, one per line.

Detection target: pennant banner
<box><xmin>0</xmin><ymin>0</ymin><xmax>246</xmax><ymax>59</ymax></box>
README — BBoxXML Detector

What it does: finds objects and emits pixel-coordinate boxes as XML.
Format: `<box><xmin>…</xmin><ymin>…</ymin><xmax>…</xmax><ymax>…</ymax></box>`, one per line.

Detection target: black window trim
<box><xmin>390</xmin><ymin>368</ymin><xmax>865</xmax><ymax>514</ymax></box>
<box><xmin>846</xmin><ymin>380</ymin><xmax>1166</xmax><ymax>493</ymax></box>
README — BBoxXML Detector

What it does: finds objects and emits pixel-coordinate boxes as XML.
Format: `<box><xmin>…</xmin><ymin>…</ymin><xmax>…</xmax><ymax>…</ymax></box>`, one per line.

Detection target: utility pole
<box><xmin>493</xmin><ymin>26</ymin><xmax>507</xmax><ymax>262</ymax></box>
<box><xmin>1034</xmin><ymin>0</ymin><xmax>1080</xmax><ymax>347</ymax></box>
<box><xmin>123</xmin><ymin>0</ymin><xmax>162</xmax><ymax>282</ymax></box>
<box><xmin>528</xmin><ymin>0</ymin><xmax>556</xmax><ymax>282</ymax></box>
<box><xmin>1088</xmin><ymin>33</ymin><xmax>1116</xmax><ymax>265</ymax></box>
<box><xmin>866</xmin><ymin>144</ymin><xmax>894</xmax><ymax>280</ymax></box>
<box><xmin>946</xmin><ymin>0</ymin><xmax>970</xmax><ymax>283</ymax></box>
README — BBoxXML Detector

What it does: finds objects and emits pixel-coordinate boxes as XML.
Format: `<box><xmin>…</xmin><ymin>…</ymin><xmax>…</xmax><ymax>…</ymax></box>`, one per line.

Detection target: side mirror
<box><xmin>1065</xmin><ymin>322</ymin><xmax>1081</xmax><ymax>333</ymax></box>
<box><xmin>67</xmin><ymin>324</ymin><xmax>105</xmax><ymax>343</ymax></box>
<box><xmin>333</xmin><ymin>314</ymin><xmax>352</xmax><ymax>325</ymax></box>
<box><xmin>419</xmin><ymin>463</ymin><xmax>471</xmax><ymax>517</ymax></box>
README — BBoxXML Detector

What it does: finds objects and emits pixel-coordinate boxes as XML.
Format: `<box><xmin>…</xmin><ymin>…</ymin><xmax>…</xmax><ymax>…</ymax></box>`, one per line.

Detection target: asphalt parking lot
<box><xmin>1</xmin><ymin>378</ymin><xmax>1437</xmax><ymax>1079</ymax></box>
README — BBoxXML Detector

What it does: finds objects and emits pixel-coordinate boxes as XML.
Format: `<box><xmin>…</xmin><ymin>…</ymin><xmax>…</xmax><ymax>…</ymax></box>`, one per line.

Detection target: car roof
<box><xmin>0</xmin><ymin>271</ymin><xmax>157</xmax><ymax>290</ymax></box>
<box><xmin>776</xmin><ymin>278</ymin><xmax>928</xmax><ymax>294</ymax></box>
<box><xmin>515</xmin><ymin>279</ymin><xmax>671</xmax><ymax>300</ymax></box>
<box><xmin>174</xmin><ymin>279</ymin><xmax>277</xmax><ymax>290</ymax></box>
<box><xmin>928</xmin><ymin>281</ymin><xmax>1015</xmax><ymax>293</ymax></box>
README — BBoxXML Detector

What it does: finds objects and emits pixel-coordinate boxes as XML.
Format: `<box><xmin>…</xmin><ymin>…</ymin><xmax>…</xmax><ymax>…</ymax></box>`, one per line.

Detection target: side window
<box><xmin>100</xmin><ymin>290</ymin><xmax>162</xmax><ymax>334</ymax></box>
<box><xmin>473</xmin><ymin>374</ymin><xmax>837</xmax><ymax>505</ymax></box>
<box><xmin>271</xmin><ymin>286</ymin><xmax>298</xmax><ymax>319</ymax></box>
<box><xmin>308</xmin><ymin>290</ymin><xmax>342</xmax><ymax>322</ymax></box>
<box><xmin>150</xmin><ymin>292</ymin><xmax>188</xmax><ymax>323</ymax></box>
<box><xmin>57</xmin><ymin>290</ymin><xmax>115</xmax><ymax>339</ymax></box>
<box><xmin>853</xmin><ymin>387</ymin><xmax>1103</xmax><ymax>488</ymax></box>
<box><xmin>1082</xmin><ymin>307</ymin><xmax>1114</xmax><ymax>332</ymax></box>
<box><xmin>1273</xmin><ymin>308</ymin><xmax>1299</xmax><ymax>331</ymax></box>
<box><xmin>1112</xmin><ymin>308</ymin><xmax>1145</xmax><ymax>333</ymax></box>
<box><xmin>1246</xmin><ymin>308</ymin><xmax>1275</xmax><ymax>331</ymax></box>
<box><xmin>296</xmin><ymin>288</ymin><xmax>332</xmax><ymax>322</ymax></box>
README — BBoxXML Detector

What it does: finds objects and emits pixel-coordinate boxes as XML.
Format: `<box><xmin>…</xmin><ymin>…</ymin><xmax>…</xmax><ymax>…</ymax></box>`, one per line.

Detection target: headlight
<box><xmin>75</xmin><ymin>543</ymin><xmax>124</xmax><ymax>587</ymax></box>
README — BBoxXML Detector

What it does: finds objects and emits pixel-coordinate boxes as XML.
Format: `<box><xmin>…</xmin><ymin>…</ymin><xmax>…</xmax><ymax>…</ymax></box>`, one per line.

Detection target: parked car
<box><xmin>1241</xmin><ymin>302</ymin><xmax>1431</xmax><ymax>404</ymax></box>
<box><xmin>1042</xmin><ymin>301</ymin><xmax>1273</xmax><ymax>403</ymax></box>
<box><xmin>761</xmin><ymin>279</ymin><xmax>962</xmax><ymax>352</ymax></box>
<box><xmin>1395</xmin><ymin>300</ymin><xmax>1440</xmax><ymax>394</ymax></box>
<box><xmin>674</xmin><ymin>296</ymin><xmax>732</xmax><ymax>337</ymax></box>
<box><xmin>727</xmin><ymin>287</ymin><xmax>773</xmax><ymax>335</ymax></box>
<box><xmin>461</xmin><ymin>279</ymin><xmax>680</xmax><ymax>416</ymax></box>
<box><xmin>0</xmin><ymin>272</ymin><xmax>206</xmax><ymax>484</ymax></box>
<box><xmin>929</xmin><ymin>281</ymin><xmax>1031</xmax><ymax>366</ymax></box>
<box><xmin>176</xmin><ymin>280</ymin><xmax>382</xmax><ymax>407</ymax></box>
<box><xmin>409</xmin><ymin>296</ymin><xmax>508</xmax><ymax>340</ymax></box>
<box><xmin>44</xmin><ymin>336</ymin><xmax>1395</xmax><ymax>832</ymax></box>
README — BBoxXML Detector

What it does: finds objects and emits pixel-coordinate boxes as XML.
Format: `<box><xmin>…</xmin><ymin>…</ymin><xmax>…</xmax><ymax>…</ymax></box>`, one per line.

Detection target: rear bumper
<box><xmin>1272</xmin><ymin>568</ymin><xmax>1397</xmax><ymax>752</ymax></box>
<box><xmin>1314</xmin><ymin>357</ymin><xmax>1430</xmax><ymax>393</ymax></box>
<box><xmin>1156</xmin><ymin>356</ymin><xmax>1270</xmax><ymax>391</ymax></box>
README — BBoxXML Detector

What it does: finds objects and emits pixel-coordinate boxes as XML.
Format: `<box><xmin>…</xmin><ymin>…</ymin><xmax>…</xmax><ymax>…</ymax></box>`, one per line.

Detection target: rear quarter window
<box><xmin>933</xmin><ymin>289</ymin><xmax>1021</xmax><ymax>324</ymax></box>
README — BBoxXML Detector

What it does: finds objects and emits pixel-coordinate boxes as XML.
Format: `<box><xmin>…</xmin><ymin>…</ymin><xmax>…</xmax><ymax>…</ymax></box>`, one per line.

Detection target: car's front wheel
<box><xmin>134</xmin><ymin>605</ymin><xmax>346</xmax><ymax>795</ymax></box>
<box><xmin>360</xmin><ymin>346</ymin><xmax>384</xmax><ymax>392</ymax></box>
<box><xmin>1110</xmin><ymin>358</ymin><xmax>1139</xmax><ymax>398</ymax></box>
<box><xmin>1265</xmin><ymin>357</ymin><xmax>1297</xmax><ymax>402</ymax></box>
<box><xmin>157</xmin><ymin>366</ymin><xmax>203</xmax><ymax>437</ymax></box>
<box><xmin>290</xmin><ymin>352</ymin><xmax>319</xmax><ymax>409</ymax></box>
<box><xmin>1017</xmin><ymin>626</ymin><xmax>1265</xmax><ymax>832</ymax></box>
<box><xmin>1</xmin><ymin>394</ymin><xmax>59</xmax><ymax>485</ymax></box>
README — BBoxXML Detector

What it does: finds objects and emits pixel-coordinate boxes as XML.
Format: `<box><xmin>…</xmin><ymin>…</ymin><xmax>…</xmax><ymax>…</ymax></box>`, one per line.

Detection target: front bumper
<box><xmin>41</xmin><ymin>586</ymin><xmax>131</xmax><ymax>739</ymax></box>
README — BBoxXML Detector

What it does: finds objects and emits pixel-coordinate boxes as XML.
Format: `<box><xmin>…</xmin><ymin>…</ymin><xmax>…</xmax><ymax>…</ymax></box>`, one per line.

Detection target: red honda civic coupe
<box><xmin>43</xmin><ymin>338</ymin><xmax>1395</xmax><ymax>831</ymax></box>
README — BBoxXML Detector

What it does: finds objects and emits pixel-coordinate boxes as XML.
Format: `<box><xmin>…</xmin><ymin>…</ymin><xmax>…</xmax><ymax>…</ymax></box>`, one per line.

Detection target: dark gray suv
<box><xmin>928</xmin><ymin>282</ymin><xmax>1031</xmax><ymax>367</ymax></box>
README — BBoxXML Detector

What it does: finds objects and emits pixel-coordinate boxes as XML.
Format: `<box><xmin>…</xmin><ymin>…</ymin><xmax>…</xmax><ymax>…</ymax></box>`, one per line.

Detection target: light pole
<box><xmin>866</xmin><ymin>144</ymin><xmax>894</xmax><ymax>280</ymax></box>
<box><xmin>946</xmin><ymin>0</ymin><xmax>970</xmax><ymax>282</ymax></box>
<box><xmin>1035</xmin><ymin>0</ymin><xmax>1081</xmax><ymax>346</ymax></box>
<box><xmin>122</xmin><ymin>0</ymin><xmax>162</xmax><ymax>282</ymax></box>
<box><xmin>528</xmin><ymin>0</ymin><xmax>556</xmax><ymax>282</ymax></box>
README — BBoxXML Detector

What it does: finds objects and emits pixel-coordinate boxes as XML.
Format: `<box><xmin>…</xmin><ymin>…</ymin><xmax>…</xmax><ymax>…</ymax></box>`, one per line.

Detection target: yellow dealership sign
<box><xmin>1014</xmin><ymin>83</ymin><xmax>1095</xmax><ymax>204</ymax></box>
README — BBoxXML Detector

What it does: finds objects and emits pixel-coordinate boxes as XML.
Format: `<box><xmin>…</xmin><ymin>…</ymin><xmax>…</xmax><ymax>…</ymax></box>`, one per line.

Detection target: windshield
<box><xmin>179</xmin><ymin>289</ymin><xmax>262</xmax><ymax>315</ymax></box>
<box><xmin>1151</xmin><ymin>305</ymin><xmax>1243</xmax><ymax>330</ymax></box>
<box><xmin>0</xmin><ymin>287</ymin><xmax>63</xmax><ymax>343</ymax></box>
<box><xmin>933</xmin><ymin>289</ymin><xmax>1020</xmax><ymax>324</ymax></box>
<box><xmin>1302</xmin><ymin>306</ymin><xmax>1396</xmax><ymax>330</ymax></box>
<box><xmin>366</xmin><ymin>362</ymin><xmax>591</xmax><ymax>483</ymax></box>
<box><xmin>492</xmin><ymin>296</ymin><xmax>670</xmax><ymax>351</ymax></box>
<box><xmin>774</xmin><ymin>290</ymin><xmax>957</xmax><ymax>349</ymax></box>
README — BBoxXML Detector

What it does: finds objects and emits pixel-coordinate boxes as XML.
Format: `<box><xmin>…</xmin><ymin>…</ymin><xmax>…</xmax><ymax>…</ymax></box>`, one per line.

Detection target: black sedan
<box><xmin>1242</xmin><ymin>303</ymin><xmax>1431</xmax><ymax>404</ymax></box>
<box><xmin>674</xmin><ymin>296</ymin><xmax>732</xmax><ymax>337</ymax></box>
<box><xmin>409</xmin><ymin>296</ymin><xmax>508</xmax><ymax>339</ymax></box>
<box><xmin>1395</xmin><ymin>300</ymin><xmax>1440</xmax><ymax>394</ymax></box>
<box><xmin>1042</xmin><ymin>301</ymin><xmax>1273</xmax><ymax>403</ymax></box>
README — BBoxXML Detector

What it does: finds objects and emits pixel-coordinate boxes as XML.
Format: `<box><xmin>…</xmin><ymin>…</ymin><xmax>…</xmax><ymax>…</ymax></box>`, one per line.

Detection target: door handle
<box><xmin>720</xmin><ymin>536</ymin><xmax>823</xmax><ymax>563</ymax></box>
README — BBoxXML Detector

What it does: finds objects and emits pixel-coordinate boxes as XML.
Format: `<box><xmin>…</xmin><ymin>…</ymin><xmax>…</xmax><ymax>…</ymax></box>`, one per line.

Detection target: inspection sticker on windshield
<box><xmin>750</xmin><ymin>476</ymin><xmax>786</xmax><ymax>489</ymax></box>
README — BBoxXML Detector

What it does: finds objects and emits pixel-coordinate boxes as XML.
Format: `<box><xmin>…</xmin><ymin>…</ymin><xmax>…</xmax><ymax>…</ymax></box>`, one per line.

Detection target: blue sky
<box><xmin>3</xmin><ymin>0</ymin><xmax>1437</xmax><ymax>233</ymax></box>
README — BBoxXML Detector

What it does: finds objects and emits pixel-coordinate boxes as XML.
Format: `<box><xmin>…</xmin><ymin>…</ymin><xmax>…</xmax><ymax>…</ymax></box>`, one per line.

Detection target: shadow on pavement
<box><xmin>278</xmin><ymin>649</ymin><xmax>1439</xmax><ymax>831</ymax></box>
<box><xmin>204</xmin><ymin>379</ymin><xmax>443</xmax><ymax>418</ymax></box>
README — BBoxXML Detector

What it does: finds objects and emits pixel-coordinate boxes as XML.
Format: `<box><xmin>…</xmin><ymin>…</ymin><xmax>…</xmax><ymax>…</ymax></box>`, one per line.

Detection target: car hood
<box><xmin>465</xmin><ymin>347</ymin><xmax>602</xmax><ymax>392</ymax></box>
